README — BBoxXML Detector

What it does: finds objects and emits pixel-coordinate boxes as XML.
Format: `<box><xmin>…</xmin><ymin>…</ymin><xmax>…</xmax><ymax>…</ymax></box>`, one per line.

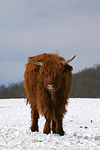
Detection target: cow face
<box><xmin>28</xmin><ymin>55</ymin><xmax>75</xmax><ymax>93</ymax></box>
<box><xmin>39</xmin><ymin>62</ymin><xmax>72</xmax><ymax>93</ymax></box>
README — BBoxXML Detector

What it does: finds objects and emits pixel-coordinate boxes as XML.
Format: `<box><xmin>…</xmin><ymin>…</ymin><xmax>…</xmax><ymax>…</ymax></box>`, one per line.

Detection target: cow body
<box><xmin>24</xmin><ymin>53</ymin><xmax>75</xmax><ymax>135</ymax></box>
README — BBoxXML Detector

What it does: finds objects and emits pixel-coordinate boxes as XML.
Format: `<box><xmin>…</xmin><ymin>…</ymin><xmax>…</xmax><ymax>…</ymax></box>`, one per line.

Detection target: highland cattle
<box><xmin>24</xmin><ymin>53</ymin><xmax>76</xmax><ymax>135</ymax></box>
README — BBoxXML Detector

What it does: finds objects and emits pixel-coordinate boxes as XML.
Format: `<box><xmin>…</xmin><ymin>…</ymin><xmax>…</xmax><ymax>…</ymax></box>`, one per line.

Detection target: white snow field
<box><xmin>0</xmin><ymin>98</ymin><xmax>100</xmax><ymax>150</ymax></box>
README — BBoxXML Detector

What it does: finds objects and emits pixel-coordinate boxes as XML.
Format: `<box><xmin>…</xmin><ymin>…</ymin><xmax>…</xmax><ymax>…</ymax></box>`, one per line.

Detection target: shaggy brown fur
<box><xmin>24</xmin><ymin>53</ymin><xmax>73</xmax><ymax>135</ymax></box>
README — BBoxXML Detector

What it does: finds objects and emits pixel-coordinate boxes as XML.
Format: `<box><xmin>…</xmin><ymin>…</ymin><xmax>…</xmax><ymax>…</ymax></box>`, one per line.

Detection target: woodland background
<box><xmin>0</xmin><ymin>65</ymin><xmax>100</xmax><ymax>98</ymax></box>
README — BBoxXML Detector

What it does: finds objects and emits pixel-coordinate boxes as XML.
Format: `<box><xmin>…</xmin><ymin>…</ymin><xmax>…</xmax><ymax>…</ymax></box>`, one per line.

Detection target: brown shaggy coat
<box><xmin>24</xmin><ymin>53</ymin><xmax>73</xmax><ymax>135</ymax></box>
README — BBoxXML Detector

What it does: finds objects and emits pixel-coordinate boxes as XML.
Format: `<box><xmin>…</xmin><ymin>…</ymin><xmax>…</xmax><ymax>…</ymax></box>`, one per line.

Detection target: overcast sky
<box><xmin>0</xmin><ymin>0</ymin><xmax>100</xmax><ymax>85</ymax></box>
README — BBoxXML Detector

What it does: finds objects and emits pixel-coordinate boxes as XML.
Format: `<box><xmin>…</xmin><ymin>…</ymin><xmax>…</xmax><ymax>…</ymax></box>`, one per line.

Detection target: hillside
<box><xmin>70</xmin><ymin>65</ymin><xmax>100</xmax><ymax>98</ymax></box>
<box><xmin>0</xmin><ymin>65</ymin><xmax>100</xmax><ymax>98</ymax></box>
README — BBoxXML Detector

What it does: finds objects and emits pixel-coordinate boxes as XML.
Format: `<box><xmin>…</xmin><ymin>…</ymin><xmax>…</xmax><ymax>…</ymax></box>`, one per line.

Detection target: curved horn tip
<box><xmin>73</xmin><ymin>55</ymin><xmax>76</xmax><ymax>58</ymax></box>
<box><xmin>28</xmin><ymin>57</ymin><xmax>33</xmax><ymax>62</ymax></box>
<box><xmin>63</xmin><ymin>55</ymin><xmax>76</xmax><ymax>65</ymax></box>
<box><xmin>28</xmin><ymin>57</ymin><xmax>42</xmax><ymax>66</ymax></box>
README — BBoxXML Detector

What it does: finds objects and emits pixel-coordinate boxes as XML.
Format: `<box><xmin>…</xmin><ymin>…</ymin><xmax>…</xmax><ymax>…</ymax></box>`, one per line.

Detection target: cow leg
<box><xmin>31</xmin><ymin>106</ymin><xmax>39</xmax><ymax>132</ymax></box>
<box><xmin>52</xmin><ymin>120</ymin><xmax>56</xmax><ymax>134</ymax></box>
<box><xmin>43</xmin><ymin>118</ymin><xmax>51</xmax><ymax>134</ymax></box>
<box><xmin>55</xmin><ymin>117</ymin><xmax>65</xmax><ymax>136</ymax></box>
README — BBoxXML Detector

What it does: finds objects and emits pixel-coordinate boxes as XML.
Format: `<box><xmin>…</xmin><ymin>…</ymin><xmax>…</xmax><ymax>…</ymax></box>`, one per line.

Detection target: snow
<box><xmin>0</xmin><ymin>98</ymin><xmax>100</xmax><ymax>150</ymax></box>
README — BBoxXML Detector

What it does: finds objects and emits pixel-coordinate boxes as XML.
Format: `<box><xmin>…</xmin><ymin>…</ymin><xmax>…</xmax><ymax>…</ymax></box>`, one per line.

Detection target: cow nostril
<box><xmin>47</xmin><ymin>84</ymin><xmax>57</xmax><ymax>92</ymax></box>
<box><xmin>48</xmin><ymin>84</ymin><xmax>54</xmax><ymax>90</ymax></box>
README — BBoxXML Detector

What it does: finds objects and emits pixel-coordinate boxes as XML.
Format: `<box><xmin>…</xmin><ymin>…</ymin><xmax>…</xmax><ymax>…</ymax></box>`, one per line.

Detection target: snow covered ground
<box><xmin>0</xmin><ymin>98</ymin><xmax>100</xmax><ymax>150</ymax></box>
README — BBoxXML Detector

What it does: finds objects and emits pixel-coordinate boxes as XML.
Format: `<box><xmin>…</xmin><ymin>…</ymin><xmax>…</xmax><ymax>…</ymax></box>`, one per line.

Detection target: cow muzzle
<box><xmin>47</xmin><ymin>84</ymin><xmax>57</xmax><ymax>92</ymax></box>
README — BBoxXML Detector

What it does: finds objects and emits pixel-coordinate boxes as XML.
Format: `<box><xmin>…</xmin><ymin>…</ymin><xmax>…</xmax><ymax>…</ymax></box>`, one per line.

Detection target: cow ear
<box><xmin>64</xmin><ymin>65</ymin><xmax>73</xmax><ymax>72</ymax></box>
<box><xmin>35</xmin><ymin>66</ymin><xmax>41</xmax><ymax>72</ymax></box>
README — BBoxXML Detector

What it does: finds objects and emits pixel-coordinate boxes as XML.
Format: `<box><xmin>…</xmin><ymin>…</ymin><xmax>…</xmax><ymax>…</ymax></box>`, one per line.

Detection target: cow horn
<box><xmin>62</xmin><ymin>55</ymin><xmax>76</xmax><ymax>65</ymax></box>
<box><xmin>28</xmin><ymin>57</ymin><xmax>42</xmax><ymax>66</ymax></box>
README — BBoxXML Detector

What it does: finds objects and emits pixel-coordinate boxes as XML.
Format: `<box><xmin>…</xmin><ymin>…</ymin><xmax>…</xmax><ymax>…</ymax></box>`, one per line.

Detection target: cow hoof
<box><xmin>57</xmin><ymin>130</ymin><xmax>65</xmax><ymax>136</ymax></box>
<box><xmin>52</xmin><ymin>130</ymin><xmax>56</xmax><ymax>134</ymax></box>
<box><xmin>59</xmin><ymin>132</ymin><xmax>65</xmax><ymax>136</ymax></box>
<box><xmin>43</xmin><ymin>129</ymin><xmax>51</xmax><ymax>134</ymax></box>
<box><xmin>31</xmin><ymin>125</ymin><xmax>38</xmax><ymax>132</ymax></box>
<box><xmin>43</xmin><ymin>130</ymin><xmax>51</xmax><ymax>135</ymax></box>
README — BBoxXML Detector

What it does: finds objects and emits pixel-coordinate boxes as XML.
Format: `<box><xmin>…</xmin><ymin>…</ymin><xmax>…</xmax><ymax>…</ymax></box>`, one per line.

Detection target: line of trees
<box><xmin>0</xmin><ymin>65</ymin><xmax>100</xmax><ymax>99</ymax></box>
<box><xmin>0</xmin><ymin>82</ymin><xmax>26</xmax><ymax>99</ymax></box>
<box><xmin>70</xmin><ymin>64</ymin><xmax>100</xmax><ymax>98</ymax></box>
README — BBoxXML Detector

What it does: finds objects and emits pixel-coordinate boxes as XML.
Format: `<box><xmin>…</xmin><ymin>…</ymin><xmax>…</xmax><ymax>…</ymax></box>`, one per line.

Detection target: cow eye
<box><xmin>35</xmin><ymin>66</ymin><xmax>40</xmax><ymax>72</ymax></box>
<box><xmin>37</xmin><ymin>67</ymin><xmax>41</xmax><ymax>72</ymax></box>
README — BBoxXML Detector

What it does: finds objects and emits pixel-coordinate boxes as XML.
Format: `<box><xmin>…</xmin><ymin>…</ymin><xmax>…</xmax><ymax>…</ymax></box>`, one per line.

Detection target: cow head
<box><xmin>29</xmin><ymin>55</ymin><xmax>76</xmax><ymax>93</ymax></box>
